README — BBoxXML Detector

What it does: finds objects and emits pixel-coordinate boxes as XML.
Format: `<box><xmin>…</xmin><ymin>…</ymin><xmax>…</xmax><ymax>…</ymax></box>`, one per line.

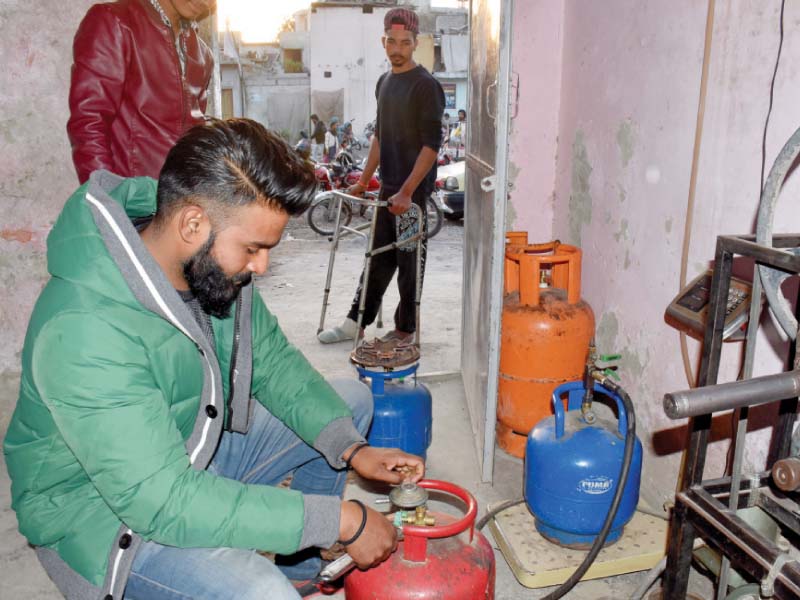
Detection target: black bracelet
<box><xmin>340</xmin><ymin>499</ymin><xmax>368</xmax><ymax>546</ymax></box>
<box><xmin>345</xmin><ymin>443</ymin><xmax>369</xmax><ymax>470</ymax></box>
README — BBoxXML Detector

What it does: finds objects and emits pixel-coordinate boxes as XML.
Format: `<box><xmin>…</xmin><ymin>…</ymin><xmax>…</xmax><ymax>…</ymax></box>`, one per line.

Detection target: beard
<box><xmin>183</xmin><ymin>233</ymin><xmax>252</xmax><ymax>319</ymax></box>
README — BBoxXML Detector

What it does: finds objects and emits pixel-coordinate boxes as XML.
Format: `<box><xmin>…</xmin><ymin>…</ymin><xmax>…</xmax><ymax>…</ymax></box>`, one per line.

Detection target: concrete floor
<box><xmin>0</xmin><ymin>216</ymin><xmax>714</xmax><ymax>598</ymax></box>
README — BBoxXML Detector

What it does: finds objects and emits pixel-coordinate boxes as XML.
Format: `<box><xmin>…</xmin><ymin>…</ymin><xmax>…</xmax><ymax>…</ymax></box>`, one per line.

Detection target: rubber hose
<box><xmin>540</xmin><ymin>379</ymin><xmax>637</xmax><ymax>600</ymax></box>
<box><xmin>630</xmin><ymin>556</ymin><xmax>667</xmax><ymax>600</ymax></box>
<box><xmin>476</xmin><ymin>498</ymin><xmax>525</xmax><ymax>531</ymax></box>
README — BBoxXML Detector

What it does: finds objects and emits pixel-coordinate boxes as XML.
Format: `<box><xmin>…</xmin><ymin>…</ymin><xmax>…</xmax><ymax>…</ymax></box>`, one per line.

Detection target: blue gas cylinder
<box><xmin>357</xmin><ymin>363</ymin><xmax>432</xmax><ymax>459</ymax></box>
<box><xmin>525</xmin><ymin>380</ymin><xmax>642</xmax><ymax>548</ymax></box>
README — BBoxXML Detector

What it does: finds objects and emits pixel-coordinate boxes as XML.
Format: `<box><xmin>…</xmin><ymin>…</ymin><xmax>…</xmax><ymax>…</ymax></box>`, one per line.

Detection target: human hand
<box><xmin>346</xmin><ymin>181</ymin><xmax>367</xmax><ymax>197</ymax></box>
<box><xmin>347</xmin><ymin>445</ymin><xmax>425</xmax><ymax>484</ymax></box>
<box><xmin>339</xmin><ymin>500</ymin><xmax>398</xmax><ymax>569</ymax></box>
<box><xmin>387</xmin><ymin>190</ymin><xmax>412</xmax><ymax>216</ymax></box>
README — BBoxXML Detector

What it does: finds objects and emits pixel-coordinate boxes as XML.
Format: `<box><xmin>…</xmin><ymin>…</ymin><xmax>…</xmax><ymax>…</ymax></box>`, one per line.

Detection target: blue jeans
<box><xmin>125</xmin><ymin>378</ymin><xmax>372</xmax><ymax>600</ymax></box>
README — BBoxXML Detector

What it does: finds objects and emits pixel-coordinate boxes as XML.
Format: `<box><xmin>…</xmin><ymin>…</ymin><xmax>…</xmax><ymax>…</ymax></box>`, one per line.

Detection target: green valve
<box><xmin>603</xmin><ymin>368</ymin><xmax>621</xmax><ymax>381</ymax></box>
<box><xmin>599</xmin><ymin>354</ymin><xmax>622</xmax><ymax>362</ymax></box>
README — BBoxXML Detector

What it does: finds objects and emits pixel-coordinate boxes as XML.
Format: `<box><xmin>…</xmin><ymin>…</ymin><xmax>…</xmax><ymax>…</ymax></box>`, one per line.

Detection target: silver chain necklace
<box><xmin>147</xmin><ymin>0</ymin><xmax>189</xmax><ymax>77</ymax></box>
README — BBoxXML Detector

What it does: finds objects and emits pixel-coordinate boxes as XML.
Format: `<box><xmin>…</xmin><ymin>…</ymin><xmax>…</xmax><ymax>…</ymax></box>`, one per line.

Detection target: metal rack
<box><xmin>663</xmin><ymin>233</ymin><xmax>800</xmax><ymax>598</ymax></box>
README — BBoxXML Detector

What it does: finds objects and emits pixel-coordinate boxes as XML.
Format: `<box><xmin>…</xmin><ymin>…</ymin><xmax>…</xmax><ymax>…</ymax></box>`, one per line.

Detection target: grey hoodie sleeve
<box><xmin>313</xmin><ymin>416</ymin><xmax>366</xmax><ymax>469</ymax></box>
<box><xmin>299</xmin><ymin>494</ymin><xmax>342</xmax><ymax>550</ymax></box>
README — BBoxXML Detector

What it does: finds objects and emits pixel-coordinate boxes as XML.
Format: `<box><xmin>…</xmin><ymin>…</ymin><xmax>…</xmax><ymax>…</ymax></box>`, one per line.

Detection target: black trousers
<box><xmin>347</xmin><ymin>186</ymin><xmax>428</xmax><ymax>333</ymax></box>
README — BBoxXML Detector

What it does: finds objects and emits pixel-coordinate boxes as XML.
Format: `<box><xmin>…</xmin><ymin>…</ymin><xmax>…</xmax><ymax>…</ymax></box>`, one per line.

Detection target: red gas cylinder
<box><xmin>344</xmin><ymin>480</ymin><xmax>495</xmax><ymax>599</ymax></box>
<box><xmin>497</xmin><ymin>241</ymin><xmax>595</xmax><ymax>457</ymax></box>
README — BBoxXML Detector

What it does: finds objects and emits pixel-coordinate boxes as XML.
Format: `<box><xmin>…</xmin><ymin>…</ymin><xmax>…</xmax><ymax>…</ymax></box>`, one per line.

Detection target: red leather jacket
<box><xmin>67</xmin><ymin>0</ymin><xmax>213</xmax><ymax>183</ymax></box>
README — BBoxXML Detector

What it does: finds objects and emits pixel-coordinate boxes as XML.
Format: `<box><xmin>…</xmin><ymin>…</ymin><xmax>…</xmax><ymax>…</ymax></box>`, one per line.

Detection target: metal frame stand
<box><xmin>664</xmin><ymin>233</ymin><xmax>800</xmax><ymax>599</ymax></box>
<box><xmin>317</xmin><ymin>191</ymin><xmax>383</xmax><ymax>335</ymax></box>
<box><xmin>316</xmin><ymin>191</ymin><xmax>424</xmax><ymax>350</ymax></box>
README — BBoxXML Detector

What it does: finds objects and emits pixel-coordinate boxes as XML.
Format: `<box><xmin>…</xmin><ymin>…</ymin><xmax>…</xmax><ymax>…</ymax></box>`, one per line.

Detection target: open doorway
<box><xmin>206</xmin><ymin>2</ymin><xmax>471</xmax><ymax>362</ymax></box>
<box><xmin>208</xmin><ymin>0</ymin><xmax>511</xmax><ymax>481</ymax></box>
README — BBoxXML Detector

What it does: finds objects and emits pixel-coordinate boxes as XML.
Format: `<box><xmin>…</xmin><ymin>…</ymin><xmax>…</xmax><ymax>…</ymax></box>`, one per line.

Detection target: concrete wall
<box><xmin>309</xmin><ymin>6</ymin><xmax>390</xmax><ymax>128</ymax></box>
<box><xmin>0</xmin><ymin>0</ymin><xmax>95</xmax><ymax>435</ymax></box>
<box><xmin>511</xmin><ymin>0</ymin><xmax>800</xmax><ymax>507</ymax></box>
<box><xmin>414</xmin><ymin>33</ymin><xmax>436</xmax><ymax>72</ymax></box>
<box><xmin>244</xmin><ymin>72</ymin><xmax>310</xmax><ymax>138</ymax></box>
<box><xmin>221</xmin><ymin>64</ymin><xmax>245</xmax><ymax>117</ymax></box>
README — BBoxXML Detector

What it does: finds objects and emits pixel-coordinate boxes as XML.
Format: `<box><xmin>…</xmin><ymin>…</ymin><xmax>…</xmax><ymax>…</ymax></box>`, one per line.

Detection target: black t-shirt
<box><xmin>375</xmin><ymin>65</ymin><xmax>445</xmax><ymax>193</ymax></box>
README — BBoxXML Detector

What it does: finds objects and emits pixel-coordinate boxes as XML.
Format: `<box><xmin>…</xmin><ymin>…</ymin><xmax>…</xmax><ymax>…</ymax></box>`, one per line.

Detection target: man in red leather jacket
<box><xmin>67</xmin><ymin>0</ymin><xmax>215</xmax><ymax>183</ymax></box>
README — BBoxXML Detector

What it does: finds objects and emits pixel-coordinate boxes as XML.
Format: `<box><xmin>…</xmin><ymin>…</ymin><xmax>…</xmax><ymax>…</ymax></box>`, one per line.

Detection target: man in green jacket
<box><xmin>4</xmin><ymin>119</ymin><xmax>423</xmax><ymax>600</ymax></box>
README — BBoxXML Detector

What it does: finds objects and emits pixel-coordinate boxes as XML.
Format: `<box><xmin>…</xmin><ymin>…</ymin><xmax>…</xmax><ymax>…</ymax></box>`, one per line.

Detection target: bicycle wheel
<box><xmin>425</xmin><ymin>195</ymin><xmax>443</xmax><ymax>239</ymax></box>
<box><xmin>307</xmin><ymin>196</ymin><xmax>353</xmax><ymax>236</ymax></box>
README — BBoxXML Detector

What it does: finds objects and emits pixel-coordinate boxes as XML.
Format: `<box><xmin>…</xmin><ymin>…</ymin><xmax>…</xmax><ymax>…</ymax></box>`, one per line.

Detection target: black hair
<box><xmin>458</xmin><ymin>109</ymin><xmax>466</xmax><ymax>118</ymax></box>
<box><xmin>155</xmin><ymin>118</ymin><xmax>318</xmax><ymax>226</ymax></box>
<box><xmin>310</xmin><ymin>114</ymin><xmax>318</xmax><ymax>121</ymax></box>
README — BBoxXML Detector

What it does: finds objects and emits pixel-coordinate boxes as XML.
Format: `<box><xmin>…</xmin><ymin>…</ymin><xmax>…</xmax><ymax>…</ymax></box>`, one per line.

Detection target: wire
<box><xmin>679</xmin><ymin>0</ymin><xmax>716</xmax><ymax>388</ymax></box>
<box><xmin>723</xmin><ymin>0</ymin><xmax>786</xmax><ymax>478</ymax></box>
<box><xmin>761</xmin><ymin>0</ymin><xmax>786</xmax><ymax>194</ymax></box>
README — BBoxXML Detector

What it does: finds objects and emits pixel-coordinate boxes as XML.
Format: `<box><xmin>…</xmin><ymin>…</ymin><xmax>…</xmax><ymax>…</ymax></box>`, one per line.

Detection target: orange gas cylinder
<box><xmin>497</xmin><ymin>241</ymin><xmax>595</xmax><ymax>457</ymax></box>
<box><xmin>506</xmin><ymin>231</ymin><xmax>528</xmax><ymax>248</ymax></box>
<box><xmin>504</xmin><ymin>232</ymin><xmax>528</xmax><ymax>296</ymax></box>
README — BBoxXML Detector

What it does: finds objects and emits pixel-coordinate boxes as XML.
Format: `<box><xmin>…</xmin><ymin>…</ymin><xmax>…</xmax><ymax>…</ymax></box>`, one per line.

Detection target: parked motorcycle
<box><xmin>339</xmin><ymin>119</ymin><xmax>361</xmax><ymax>151</ymax></box>
<box><xmin>308</xmin><ymin>150</ymin><xmax>380</xmax><ymax>235</ymax></box>
<box><xmin>307</xmin><ymin>150</ymin><xmax>443</xmax><ymax>238</ymax></box>
<box><xmin>294</xmin><ymin>131</ymin><xmax>311</xmax><ymax>160</ymax></box>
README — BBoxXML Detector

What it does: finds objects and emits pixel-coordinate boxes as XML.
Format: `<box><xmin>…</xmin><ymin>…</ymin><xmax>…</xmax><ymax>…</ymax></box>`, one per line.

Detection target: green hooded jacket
<box><xmin>3</xmin><ymin>171</ymin><xmax>363</xmax><ymax>599</ymax></box>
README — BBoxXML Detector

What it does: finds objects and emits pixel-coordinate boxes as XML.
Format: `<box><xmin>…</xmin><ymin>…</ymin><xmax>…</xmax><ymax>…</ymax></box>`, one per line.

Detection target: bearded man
<box><xmin>4</xmin><ymin>119</ymin><xmax>423</xmax><ymax>600</ymax></box>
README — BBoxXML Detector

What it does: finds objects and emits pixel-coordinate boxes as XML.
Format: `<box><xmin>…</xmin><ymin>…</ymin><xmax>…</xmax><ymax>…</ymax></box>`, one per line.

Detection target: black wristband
<box><xmin>345</xmin><ymin>443</ymin><xmax>369</xmax><ymax>470</ymax></box>
<box><xmin>340</xmin><ymin>499</ymin><xmax>368</xmax><ymax>546</ymax></box>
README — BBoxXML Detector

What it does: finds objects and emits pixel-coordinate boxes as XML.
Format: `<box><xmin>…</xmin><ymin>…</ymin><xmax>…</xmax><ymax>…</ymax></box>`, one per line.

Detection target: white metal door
<box><xmin>461</xmin><ymin>0</ymin><xmax>513</xmax><ymax>482</ymax></box>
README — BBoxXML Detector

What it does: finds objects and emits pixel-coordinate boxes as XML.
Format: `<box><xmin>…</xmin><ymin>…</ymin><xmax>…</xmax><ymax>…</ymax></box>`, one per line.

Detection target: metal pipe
<box><xmin>415</xmin><ymin>229</ymin><xmax>423</xmax><ymax>347</ymax></box>
<box><xmin>664</xmin><ymin>370</ymin><xmax>800</xmax><ymax>419</ymax></box>
<box><xmin>717</xmin><ymin>270</ymin><xmax>765</xmax><ymax>598</ymax></box>
<box><xmin>317</xmin><ymin>193</ymin><xmax>345</xmax><ymax>334</ymax></box>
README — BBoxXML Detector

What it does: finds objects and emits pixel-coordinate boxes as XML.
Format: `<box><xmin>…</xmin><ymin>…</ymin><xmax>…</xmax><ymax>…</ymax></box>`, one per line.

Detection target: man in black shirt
<box><xmin>318</xmin><ymin>7</ymin><xmax>445</xmax><ymax>347</ymax></box>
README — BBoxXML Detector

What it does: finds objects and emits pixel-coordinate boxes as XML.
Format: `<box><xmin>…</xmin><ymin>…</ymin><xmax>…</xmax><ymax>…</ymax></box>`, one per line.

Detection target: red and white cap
<box><xmin>384</xmin><ymin>7</ymin><xmax>419</xmax><ymax>35</ymax></box>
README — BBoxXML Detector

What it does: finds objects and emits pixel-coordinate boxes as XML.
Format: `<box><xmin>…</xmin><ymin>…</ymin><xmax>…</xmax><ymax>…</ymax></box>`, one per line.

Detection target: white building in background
<box><xmin>219</xmin><ymin>1</ymin><xmax>468</xmax><ymax>143</ymax></box>
<box><xmin>305</xmin><ymin>1</ymin><xmax>468</xmax><ymax>135</ymax></box>
<box><xmin>306</xmin><ymin>3</ymin><xmax>392</xmax><ymax>135</ymax></box>
<box><xmin>218</xmin><ymin>32</ymin><xmax>311</xmax><ymax>140</ymax></box>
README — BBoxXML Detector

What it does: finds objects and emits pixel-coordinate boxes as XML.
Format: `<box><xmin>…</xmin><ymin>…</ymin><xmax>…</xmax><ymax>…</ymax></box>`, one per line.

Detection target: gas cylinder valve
<box><xmin>582</xmin><ymin>348</ymin><xmax>622</xmax><ymax>423</ymax></box>
<box><xmin>581</xmin><ymin>341</ymin><xmax>598</xmax><ymax>423</ymax></box>
<box><xmin>395</xmin><ymin>506</ymin><xmax>436</xmax><ymax>527</ymax></box>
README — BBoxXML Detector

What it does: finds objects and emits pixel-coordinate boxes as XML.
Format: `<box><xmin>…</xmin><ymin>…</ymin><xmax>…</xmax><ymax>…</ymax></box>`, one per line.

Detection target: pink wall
<box><xmin>506</xmin><ymin>1</ymin><xmax>563</xmax><ymax>236</ymax></box>
<box><xmin>512</xmin><ymin>0</ymin><xmax>800</xmax><ymax>507</ymax></box>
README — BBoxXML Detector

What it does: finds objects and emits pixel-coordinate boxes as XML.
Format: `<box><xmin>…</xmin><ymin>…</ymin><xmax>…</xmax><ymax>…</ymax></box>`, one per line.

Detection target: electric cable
<box><xmin>679</xmin><ymin>0</ymin><xmax>716</xmax><ymax>388</ymax></box>
<box><xmin>723</xmin><ymin>0</ymin><xmax>786</xmax><ymax>485</ymax></box>
<box><xmin>760</xmin><ymin>0</ymin><xmax>786</xmax><ymax>194</ymax></box>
